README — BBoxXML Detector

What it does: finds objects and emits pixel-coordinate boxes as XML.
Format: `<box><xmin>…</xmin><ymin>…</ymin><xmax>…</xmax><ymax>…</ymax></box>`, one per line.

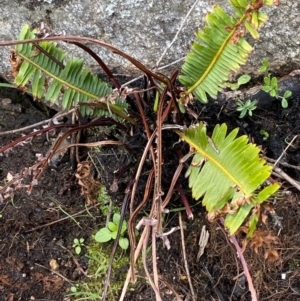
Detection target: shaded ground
<box><xmin>0</xmin><ymin>73</ymin><xmax>300</xmax><ymax>301</ymax></box>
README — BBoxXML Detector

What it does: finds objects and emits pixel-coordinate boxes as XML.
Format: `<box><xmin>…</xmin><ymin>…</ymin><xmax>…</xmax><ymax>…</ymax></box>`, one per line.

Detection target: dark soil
<box><xmin>0</xmin><ymin>72</ymin><xmax>300</xmax><ymax>301</ymax></box>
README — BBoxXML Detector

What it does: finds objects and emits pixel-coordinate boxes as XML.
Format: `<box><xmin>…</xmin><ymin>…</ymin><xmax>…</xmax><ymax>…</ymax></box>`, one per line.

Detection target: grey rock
<box><xmin>0</xmin><ymin>0</ymin><xmax>299</xmax><ymax>81</ymax></box>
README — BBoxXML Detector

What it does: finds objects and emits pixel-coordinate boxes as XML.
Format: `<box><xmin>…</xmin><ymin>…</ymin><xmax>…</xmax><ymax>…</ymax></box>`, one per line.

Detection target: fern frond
<box><xmin>13</xmin><ymin>25</ymin><xmax>131</xmax><ymax>121</ymax></box>
<box><xmin>179</xmin><ymin>1</ymin><xmax>272</xmax><ymax>103</ymax></box>
<box><xmin>176</xmin><ymin>123</ymin><xmax>280</xmax><ymax>235</ymax></box>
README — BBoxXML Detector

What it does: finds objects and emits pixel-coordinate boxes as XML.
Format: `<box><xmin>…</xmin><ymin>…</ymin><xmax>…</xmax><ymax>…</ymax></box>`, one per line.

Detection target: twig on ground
<box><xmin>157</xmin><ymin>275</ymin><xmax>183</xmax><ymax>301</ymax></box>
<box><xmin>272</xmin><ymin>167</ymin><xmax>300</xmax><ymax>191</ymax></box>
<box><xmin>267</xmin><ymin>157</ymin><xmax>300</xmax><ymax>171</ymax></box>
<box><xmin>136</xmin><ymin>217</ymin><xmax>162</xmax><ymax>301</ymax></box>
<box><xmin>56</xmin><ymin>243</ymin><xmax>88</xmax><ymax>277</ymax></box>
<box><xmin>35</xmin><ymin>263</ymin><xmax>74</xmax><ymax>286</ymax></box>
<box><xmin>24</xmin><ymin>203</ymin><xmax>100</xmax><ymax>233</ymax></box>
<box><xmin>179</xmin><ymin>212</ymin><xmax>196</xmax><ymax>301</ymax></box>
<box><xmin>273</xmin><ymin>135</ymin><xmax>298</xmax><ymax>168</ymax></box>
<box><xmin>0</xmin><ymin>109</ymin><xmax>75</xmax><ymax>136</ymax></box>
<box><xmin>155</xmin><ymin>0</ymin><xmax>201</xmax><ymax>67</ymax></box>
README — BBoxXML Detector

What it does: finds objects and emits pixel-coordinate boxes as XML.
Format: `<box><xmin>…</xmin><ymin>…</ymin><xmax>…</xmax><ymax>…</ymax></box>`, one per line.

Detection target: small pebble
<box><xmin>49</xmin><ymin>259</ymin><xmax>59</xmax><ymax>271</ymax></box>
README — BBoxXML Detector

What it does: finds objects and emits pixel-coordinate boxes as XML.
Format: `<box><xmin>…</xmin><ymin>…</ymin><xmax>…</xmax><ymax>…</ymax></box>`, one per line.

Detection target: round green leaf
<box><xmin>283</xmin><ymin>90</ymin><xmax>292</xmax><ymax>99</ymax></box>
<box><xmin>271</xmin><ymin>76</ymin><xmax>278</xmax><ymax>87</ymax></box>
<box><xmin>270</xmin><ymin>89</ymin><xmax>276</xmax><ymax>97</ymax></box>
<box><xmin>95</xmin><ymin>227</ymin><xmax>112</xmax><ymax>243</ymax></box>
<box><xmin>281</xmin><ymin>98</ymin><xmax>288</xmax><ymax>108</ymax></box>
<box><xmin>121</xmin><ymin>222</ymin><xmax>127</xmax><ymax>234</ymax></box>
<box><xmin>108</xmin><ymin>221</ymin><xmax>117</xmax><ymax>232</ymax></box>
<box><xmin>113</xmin><ymin>213</ymin><xmax>121</xmax><ymax>225</ymax></box>
<box><xmin>75</xmin><ymin>246</ymin><xmax>81</xmax><ymax>255</ymax></box>
<box><xmin>70</xmin><ymin>286</ymin><xmax>77</xmax><ymax>293</ymax></box>
<box><xmin>264</xmin><ymin>76</ymin><xmax>271</xmax><ymax>85</ymax></box>
<box><xmin>230</xmin><ymin>83</ymin><xmax>239</xmax><ymax>91</ymax></box>
<box><xmin>119</xmin><ymin>237</ymin><xmax>129</xmax><ymax>250</ymax></box>
<box><xmin>237</xmin><ymin>74</ymin><xmax>251</xmax><ymax>86</ymax></box>
<box><xmin>111</xmin><ymin>231</ymin><xmax>117</xmax><ymax>240</ymax></box>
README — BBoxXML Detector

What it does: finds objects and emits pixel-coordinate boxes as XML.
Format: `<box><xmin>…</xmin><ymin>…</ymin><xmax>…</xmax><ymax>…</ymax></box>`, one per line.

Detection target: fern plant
<box><xmin>175</xmin><ymin>0</ymin><xmax>279</xmax><ymax>236</ymax></box>
<box><xmin>3</xmin><ymin>0</ymin><xmax>279</xmax><ymax>239</ymax></box>
<box><xmin>176</xmin><ymin>123</ymin><xmax>280</xmax><ymax>236</ymax></box>
<box><xmin>0</xmin><ymin>2</ymin><xmax>282</xmax><ymax>299</ymax></box>
<box><xmin>179</xmin><ymin>0</ymin><xmax>274</xmax><ymax>103</ymax></box>
<box><xmin>11</xmin><ymin>25</ymin><xmax>130</xmax><ymax>120</ymax></box>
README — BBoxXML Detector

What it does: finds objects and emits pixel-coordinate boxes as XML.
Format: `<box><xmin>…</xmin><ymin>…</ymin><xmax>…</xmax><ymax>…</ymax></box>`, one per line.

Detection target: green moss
<box><xmin>69</xmin><ymin>242</ymin><xmax>129</xmax><ymax>300</ymax></box>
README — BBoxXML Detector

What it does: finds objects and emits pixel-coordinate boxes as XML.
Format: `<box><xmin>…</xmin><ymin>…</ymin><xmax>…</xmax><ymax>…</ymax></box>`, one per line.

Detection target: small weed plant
<box><xmin>260</xmin><ymin>59</ymin><xmax>292</xmax><ymax>108</ymax></box>
<box><xmin>97</xmin><ymin>186</ymin><xmax>118</xmax><ymax>216</ymax></box>
<box><xmin>260</xmin><ymin>129</ymin><xmax>269</xmax><ymax>141</ymax></box>
<box><xmin>236</xmin><ymin>98</ymin><xmax>258</xmax><ymax>118</ymax></box>
<box><xmin>72</xmin><ymin>237</ymin><xmax>85</xmax><ymax>255</ymax></box>
<box><xmin>95</xmin><ymin>213</ymin><xmax>129</xmax><ymax>250</ymax></box>
<box><xmin>68</xmin><ymin>242</ymin><xmax>128</xmax><ymax>300</ymax></box>
<box><xmin>224</xmin><ymin>74</ymin><xmax>251</xmax><ymax>91</ymax></box>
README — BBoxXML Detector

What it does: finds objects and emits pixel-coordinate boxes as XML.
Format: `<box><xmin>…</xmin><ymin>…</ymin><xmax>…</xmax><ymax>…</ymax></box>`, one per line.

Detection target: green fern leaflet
<box><xmin>176</xmin><ymin>123</ymin><xmax>280</xmax><ymax>235</ymax></box>
<box><xmin>13</xmin><ymin>25</ymin><xmax>131</xmax><ymax>121</ymax></box>
<box><xmin>179</xmin><ymin>1</ymin><xmax>272</xmax><ymax>103</ymax></box>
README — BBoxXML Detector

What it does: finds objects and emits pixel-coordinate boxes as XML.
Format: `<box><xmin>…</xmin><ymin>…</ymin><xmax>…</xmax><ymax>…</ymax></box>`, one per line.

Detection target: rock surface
<box><xmin>0</xmin><ymin>0</ymin><xmax>299</xmax><ymax>80</ymax></box>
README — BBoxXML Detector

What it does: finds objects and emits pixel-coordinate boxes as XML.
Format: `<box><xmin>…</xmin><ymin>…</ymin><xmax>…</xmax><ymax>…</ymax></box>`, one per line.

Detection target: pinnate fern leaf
<box><xmin>13</xmin><ymin>25</ymin><xmax>130</xmax><ymax>121</ymax></box>
<box><xmin>179</xmin><ymin>5</ymin><xmax>252</xmax><ymax>103</ymax></box>
<box><xmin>179</xmin><ymin>1</ymin><xmax>272</xmax><ymax>103</ymax></box>
<box><xmin>176</xmin><ymin>123</ymin><xmax>280</xmax><ymax>235</ymax></box>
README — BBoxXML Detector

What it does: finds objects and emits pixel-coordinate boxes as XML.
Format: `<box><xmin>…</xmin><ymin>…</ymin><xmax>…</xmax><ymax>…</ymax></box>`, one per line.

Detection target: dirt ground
<box><xmin>0</xmin><ymin>73</ymin><xmax>300</xmax><ymax>301</ymax></box>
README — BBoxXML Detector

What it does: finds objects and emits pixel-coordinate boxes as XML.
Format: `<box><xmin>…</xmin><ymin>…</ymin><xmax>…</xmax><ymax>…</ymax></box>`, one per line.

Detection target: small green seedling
<box><xmin>259</xmin><ymin>58</ymin><xmax>269</xmax><ymax>72</ymax></box>
<box><xmin>224</xmin><ymin>74</ymin><xmax>251</xmax><ymax>91</ymax></box>
<box><xmin>262</xmin><ymin>74</ymin><xmax>279</xmax><ymax>98</ymax></box>
<box><xmin>95</xmin><ymin>213</ymin><xmax>129</xmax><ymax>250</ymax></box>
<box><xmin>73</xmin><ymin>238</ymin><xmax>85</xmax><ymax>255</ymax></box>
<box><xmin>260</xmin><ymin>59</ymin><xmax>292</xmax><ymax>108</ymax></box>
<box><xmin>236</xmin><ymin>99</ymin><xmax>257</xmax><ymax>118</ymax></box>
<box><xmin>260</xmin><ymin>129</ymin><xmax>269</xmax><ymax>141</ymax></box>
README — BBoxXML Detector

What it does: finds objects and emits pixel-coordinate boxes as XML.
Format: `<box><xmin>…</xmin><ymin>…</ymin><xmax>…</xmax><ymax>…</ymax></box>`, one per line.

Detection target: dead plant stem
<box><xmin>24</xmin><ymin>203</ymin><xmax>99</xmax><ymax>233</ymax></box>
<box><xmin>179</xmin><ymin>212</ymin><xmax>196</xmax><ymax>301</ymax></box>
<box><xmin>35</xmin><ymin>263</ymin><xmax>74</xmax><ymax>286</ymax></box>
<box><xmin>128</xmin><ymin>130</ymin><xmax>157</xmax><ymax>282</ymax></box>
<box><xmin>228</xmin><ymin>234</ymin><xmax>257</xmax><ymax>301</ymax></box>
<box><xmin>0</xmin><ymin>109</ymin><xmax>75</xmax><ymax>136</ymax></box>
<box><xmin>273</xmin><ymin>135</ymin><xmax>298</xmax><ymax>168</ymax></box>
<box><xmin>119</xmin><ymin>224</ymin><xmax>150</xmax><ymax>301</ymax></box>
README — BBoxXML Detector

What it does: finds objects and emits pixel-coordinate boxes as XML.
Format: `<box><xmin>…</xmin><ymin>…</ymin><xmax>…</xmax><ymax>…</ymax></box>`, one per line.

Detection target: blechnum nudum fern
<box><xmin>11</xmin><ymin>25</ymin><xmax>130</xmax><ymax>121</ymax></box>
<box><xmin>179</xmin><ymin>0</ymin><xmax>274</xmax><ymax>103</ymax></box>
<box><xmin>177</xmin><ymin>0</ymin><xmax>280</xmax><ymax>236</ymax></box>
<box><xmin>8</xmin><ymin>0</ymin><xmax>279</xmax><ymax>237</ymax></box>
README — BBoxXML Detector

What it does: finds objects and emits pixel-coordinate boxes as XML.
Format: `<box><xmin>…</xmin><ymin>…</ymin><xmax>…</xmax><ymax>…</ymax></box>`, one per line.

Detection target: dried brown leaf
<box><xmin>264</xmin><ymin>248</ymin><xmax>280</xmax><ymax>263</ymax></box>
